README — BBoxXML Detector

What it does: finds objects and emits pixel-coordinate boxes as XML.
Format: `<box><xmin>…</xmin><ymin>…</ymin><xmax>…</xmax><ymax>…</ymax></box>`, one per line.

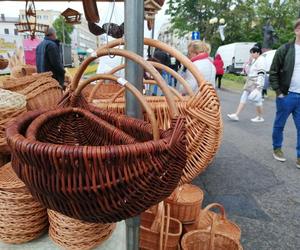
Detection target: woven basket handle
<box><xmin>88</xmin><ymin>64</ymin><xmax>125</xmax><ymax>102</ymax></box>
<box><xmin>88</xmin><ymin>61</ymin><xmax>193</xmax><ymax>102</ymax></box>
<box><xmin>108</xmin><ymin>80</ymin><xmax>183</xmax><ymax>103</ymax></box>
<box><xmin>75</xmin><ymin>74</ymin><xmax>160</xmax><ymax>141</ymax></box>
<box><xmin>71</xmin><ymin>48</ymin><xmax>179</xmax><ymax>119</ymax></box>
<box><xmin>72</xmin><ymin>38</ymin><xmax>206</xmax><ymax>91</ymax></box>
<box><xmin>209</xmin><ymin>213</ymin><xmax>218</xmax><ymax>250</ymax></box>
<box><xmin>201</xmin><ymin>203</ymin><xmax>227</xmax><ymax>223</ymax></box>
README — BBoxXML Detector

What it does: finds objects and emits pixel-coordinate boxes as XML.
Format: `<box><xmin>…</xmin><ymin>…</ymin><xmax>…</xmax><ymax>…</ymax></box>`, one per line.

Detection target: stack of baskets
<box><xmin>48</xmin><ymin>210</ymin><xmax>116</xmax><ymax>250</ymax></box>
<box><xmin>0</xmin><ymin>89</ymin><xmax>27</xmax><ymax>166</ymax></box>
<box><xmin>0</xmin><ymin>162</ymin><xmax>48</xmax><ymax>244</ymax></box>
<box><xmin>1</xmin><ymin>72</ymin><xmax>63</xmax><ymax>110</ymax></box>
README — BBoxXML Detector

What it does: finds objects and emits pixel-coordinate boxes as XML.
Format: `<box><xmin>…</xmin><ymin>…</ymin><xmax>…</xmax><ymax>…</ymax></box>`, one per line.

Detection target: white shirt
<box><xmin>289</xmin><ymin>44</ymin><xmax>300</xmax><ymax>93</ymax></box>
<box><xmin>183</xmin><ymin>58</ymin><xmax>216</xmax><ymax>93</ymax></box>
<box><xmin>247</xmin><ymin>55</ymin><xmax>266</xmax><ymax>88</ymax></box>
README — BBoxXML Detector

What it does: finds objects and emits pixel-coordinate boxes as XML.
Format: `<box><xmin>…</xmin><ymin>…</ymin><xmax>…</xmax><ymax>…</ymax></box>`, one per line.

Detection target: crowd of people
<box><xmin>36</xmin><ymin>18</ymin><xmax>300</xmax><ymax>169</ymax></box>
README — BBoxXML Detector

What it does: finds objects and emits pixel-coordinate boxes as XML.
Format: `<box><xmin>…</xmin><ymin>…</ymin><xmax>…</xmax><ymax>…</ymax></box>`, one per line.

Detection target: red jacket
<box><xmin>214</xmin><ymin>54</ymin><xmax>224</xmax><ymax>75</ymax></box>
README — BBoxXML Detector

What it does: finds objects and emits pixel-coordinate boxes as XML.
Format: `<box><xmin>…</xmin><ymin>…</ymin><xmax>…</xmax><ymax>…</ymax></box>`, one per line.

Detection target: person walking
<box><xmin>270</xmin><ymin>19</ymin><xmax>300</xmax><ymax>168</ymax></box>
<box><xmin>184</xmin><ymin>40</ymin><xmax>216</xmax><ymax>93</ymax></box>
<box><xmin>36</xmin><ymin>27</ymin><xmax>65</xmax><ymax>88</ymax></box>
<box><xmin>214</xmin><ymin>54</ymin><xmax>224</xmax><ymax>88</ymax></box>
<box><xmin>227</xmin><ymin>44</ymin><xmax>266</xmax><ymax>122</ymax></box>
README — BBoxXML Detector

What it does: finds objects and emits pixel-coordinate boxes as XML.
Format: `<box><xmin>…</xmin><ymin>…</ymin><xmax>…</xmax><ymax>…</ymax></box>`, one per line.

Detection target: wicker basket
<box><xmin>183</xmin><ymin>203</ymin><xmax>241</xmax><ymax>241</ymax></box>
<box><xmin>48</xmin><ymin>210</ymin><xmax>116</xmax><ymax>250</ymax></box>
<box><xmin>85</xmin><ymin>38</ymin><xmax>223</xmax><ymax>184</ymax></box>
<box><xmin>0</xmin><ymin>162</ymin><xmax>48</xmax><ymax>244</ymax></box>
<box><xmin>0</xmin><ymin>58</ymin><xmax>9</xmax><ymax>70</ymax></box>
<box><xmin>10</xmin><ymin>65</ymin><xmax>36</xmax><ymax>78</ymax></box>
<box><xmin>0</xmin><ymin>89</ymin><xmax>27</xmax><ymax>159</ymax></box>
<box><xmin>140</xmin><ymin>202</ymin><xmax>182</xmax><ymax>250</ymax></box>
<box><xmin>7</xmin><ymin>48</ymin><xmax>187</xmax><ymax>223</ymax></box>
<box><xmin>165</xmin><ymin>184</ymin><xmax>204</xmax><ymax>224</ymax></box>
<box><xmin>181</xmin><ymin>214</ymin><xmax>242</xmax><ymax>250</ymax></box>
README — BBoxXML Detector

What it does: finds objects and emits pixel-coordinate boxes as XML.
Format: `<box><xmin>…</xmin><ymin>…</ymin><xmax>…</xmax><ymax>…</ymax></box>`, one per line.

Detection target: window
<box><xmin>4</xmin><ymin>28</ymin><xmax>9</xmax><ymax>35</ymax></box>
<box><xmin>43</xmin><ymin>15</ymin><xmax>48</xmax><ymax>20</ymax></box>
<box><xmin>14</xmin><ymin>29</ymin><xmax>18</xmax><ymax>36</ymax></box>
<box><xmin>22</xmin><ymin>15</ymin><xmax>25</xmax><ymax>20</ymax></box>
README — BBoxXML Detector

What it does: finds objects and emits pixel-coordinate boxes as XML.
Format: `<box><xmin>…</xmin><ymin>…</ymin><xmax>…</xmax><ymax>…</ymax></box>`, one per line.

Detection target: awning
<box><xmin>77</xmin><ymin>47</ymin><xmax>87</xmax><ymax>55</ymax></box>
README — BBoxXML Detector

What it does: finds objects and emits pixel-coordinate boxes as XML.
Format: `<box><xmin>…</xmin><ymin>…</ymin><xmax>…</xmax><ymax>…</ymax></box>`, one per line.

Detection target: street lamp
<box><xmin>208</xmin><ymin>17</ymin><xmax>226</xmax><ymax>42</ymax></box>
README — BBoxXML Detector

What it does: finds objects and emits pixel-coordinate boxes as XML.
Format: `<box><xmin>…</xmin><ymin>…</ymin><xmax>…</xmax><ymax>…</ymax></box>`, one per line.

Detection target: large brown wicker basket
<box><xmin>83</xmin><ymin>38</ymin><xmax>223</xmax><ymax>184</ymax></box>
<box><xmin>7</xmin><ymin>49</ymin><xmax>187</xmax><ymax>223</ymax></box>
<box><xmin>48</xmin><ymin>209</ymin><xmax>116</xmax><ymax>250</ymax></box>
<box><xmin>0</xmin><ymin>162</ymin><xmax>48</xmax><ymax>244</ymax></box>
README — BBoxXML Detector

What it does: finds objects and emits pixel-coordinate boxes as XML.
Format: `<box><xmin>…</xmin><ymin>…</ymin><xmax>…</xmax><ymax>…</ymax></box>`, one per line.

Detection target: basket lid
<box><xmin>169</xmin><ymin>184</ymin><xmax>204</xmax><ymax>203</ymax></box>
<box><xmin>0</xmin><ymin>162</ymin><xmax>25</xmax><ymax>190</ymax></box>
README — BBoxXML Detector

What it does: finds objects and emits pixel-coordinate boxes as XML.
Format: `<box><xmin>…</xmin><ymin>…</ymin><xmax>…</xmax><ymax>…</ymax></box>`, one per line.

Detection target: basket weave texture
<box><xmin>89</xmin><ymin>38</ymin><xmax>223</xmax><ymax>184</ymax></box>
<box><xmin>2</xmin><ymin>72</ymin><xmax>62</xmax><ymax>111</ymax></box>
<box><xmin>165</xmin><ymin>184</ymin><xmax>204</xmax><ymax>224</ymax></box>
<box><xmin>0</xmin><ymin>89</ymin><xmax>27</xmax><ymax>156</ymax></box>
<box><xmin>7</xmin><ymin>49</ymin><xmax>187</xmax><ymax>223</ymax></box>
<box><xmin>183</xmin><ymin>203</ymin><xmax>241</xmax><ymax>241</ymax></box>
<box><xmin>140</xmin><ymin>203</ymin><xmax>182</xmax><ymax>250</ymax></box>
<box><xmin>48</xmin><ymin>209</ymin><xmax>116</xmax><ymax>250</ymax></box>
<box><xmin>0</xmin><ymin>162</ymin><xmax>48</xmax><ymax>244</ymax></box>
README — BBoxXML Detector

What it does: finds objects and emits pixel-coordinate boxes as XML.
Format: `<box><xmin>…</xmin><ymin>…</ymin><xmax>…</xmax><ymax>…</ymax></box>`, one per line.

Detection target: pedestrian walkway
<box><xmin>194</xmin><ymin>89</ymin><xmax>300</xmax><ymax>249</ymax></box>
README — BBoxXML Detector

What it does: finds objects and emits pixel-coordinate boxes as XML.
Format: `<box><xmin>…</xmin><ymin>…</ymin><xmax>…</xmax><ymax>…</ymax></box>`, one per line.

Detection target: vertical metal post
<box><xmin>124</xmin><ymin>0</ymin><xmax>144</xmax><ymax>119</ymax></box>
<box><xmin>124</xmin><ymin>0</ymin><xmax>144</xmax><ymax>250</ymax></box>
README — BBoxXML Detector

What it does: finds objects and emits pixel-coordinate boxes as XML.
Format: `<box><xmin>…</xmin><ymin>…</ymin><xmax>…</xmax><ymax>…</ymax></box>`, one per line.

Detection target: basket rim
<box><xmin>7</xmin><ymin>108</ymin><xmax>185</xmax><ymax>158</ymax></box>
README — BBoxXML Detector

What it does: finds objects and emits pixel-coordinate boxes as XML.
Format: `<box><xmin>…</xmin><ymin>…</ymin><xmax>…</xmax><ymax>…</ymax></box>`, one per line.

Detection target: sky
<box><xmin>1</xmin><ymin>1</ymin><xmax>170</xmax><ymax>39</ymax></box>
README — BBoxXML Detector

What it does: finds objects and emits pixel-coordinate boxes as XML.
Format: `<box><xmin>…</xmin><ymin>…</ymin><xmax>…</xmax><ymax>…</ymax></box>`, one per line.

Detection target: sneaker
<box><xmin>273</xmin><ymin>149</ymin><xmax>286</xmax><ymax>162</ymax></box>
<box><xmin>297</xmin><ymin>158</ymin><xmax>300</xmax><ymax>169</ymax></box>
<box><xmin>227</xmin><ymin>113</ymin><xmax>239</xmax><ymax>121</ymax></box>
<box><xmin>251</xmin><ymin>116</ymin><xmax>264</xmax><ymax>122</ymax></box>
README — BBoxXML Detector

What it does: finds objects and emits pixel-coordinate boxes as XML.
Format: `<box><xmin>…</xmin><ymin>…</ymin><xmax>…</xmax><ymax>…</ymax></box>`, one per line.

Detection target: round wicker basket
<box><xmin>165</xmin><ymin>184</ymin><xmax>204</xmax><ymax>224</ymax></box>
<box><xmin>48</xmin><ymin>210</ymin><xmax>116</xmax><ymax>250</ymax></box>
<box><xmin>0</xmin><ymin>58</ymin><xmax>9</xmax><ymax>70</ymax></box>
<box><xmin>0</xmin><ymin>162</ymin><xmax>48</xmax><ymax>244</ymax></box>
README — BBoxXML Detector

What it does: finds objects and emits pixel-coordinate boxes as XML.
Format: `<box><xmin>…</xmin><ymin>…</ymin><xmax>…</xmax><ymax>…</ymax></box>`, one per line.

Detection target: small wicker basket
<box><xmin>183</xmin><ymin>203</ymin><xmax>241</xmax><ymax>241</ymax></box>
<box><xmin>48</xmin><ymin>210</ymin><xmax>116</xmax><ymax>250</ymax></box>
<box><xmin>0</xmin><ymin>162</ymin><xmax>48</xmax><ymax>244</ymax></box>
<box><xmin>140</xmin><ymin>202</ymin><xmax>182</xmax><ymax>250</ymax></box>
<box><xmin>181</xmin><ymin>214</ymin><xmax>243</xmax><ymax>250</ymax></box>
<box><xmin>165</xmin><ymin>184</ymin><xmax>204</xmax><ymax>224</ymax></box>
<box><xmin>0</xmin><ymin>58</ymin><xmax>9</xmax><ymax>70</ymax></box>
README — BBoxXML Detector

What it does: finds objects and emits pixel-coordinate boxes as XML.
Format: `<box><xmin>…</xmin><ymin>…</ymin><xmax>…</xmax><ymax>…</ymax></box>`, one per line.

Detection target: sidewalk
<box><xmin>194</xmin><ymin>88</ymin><xmax>300</xmax><ymax>249</ymax></box>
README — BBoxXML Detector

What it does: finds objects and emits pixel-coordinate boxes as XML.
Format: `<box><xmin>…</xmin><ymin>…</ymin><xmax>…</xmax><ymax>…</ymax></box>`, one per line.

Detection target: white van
<box><xmin>216</xmin><ymin>42</ymin><xmax>256</xmax><ymax>74</ymax></box>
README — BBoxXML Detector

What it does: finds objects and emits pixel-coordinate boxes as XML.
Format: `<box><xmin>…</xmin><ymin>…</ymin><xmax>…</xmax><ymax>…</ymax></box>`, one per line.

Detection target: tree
<box><xmin>167</xmin><ymin>0</ymin><xmax>300</xmax><ymax>53</ymax></box>
<box><xmin>52</xmin><ymin>16</ymin><xmax>74</xmax><ymax>45</ymax></box>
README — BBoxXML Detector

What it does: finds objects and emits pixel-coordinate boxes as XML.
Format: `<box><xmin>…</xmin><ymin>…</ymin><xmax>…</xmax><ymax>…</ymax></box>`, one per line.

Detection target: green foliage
<box><xmin>167</xmin><ymin>0</ymin><xmax>300</xmax><ymax>53</ymax></box>
<box><xmin>223</xmin><ymin>73</ymin><xmax>246</xmax><ymax>84</ymax></box>
<box><xmin>53</xmin><ymin>16</ymin><xmax>74</xmax><ymax>45</ymax></box>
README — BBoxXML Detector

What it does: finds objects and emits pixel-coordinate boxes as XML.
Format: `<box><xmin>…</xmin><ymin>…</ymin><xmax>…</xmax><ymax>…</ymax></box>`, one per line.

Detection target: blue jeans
<box><xmin>272</xmin><ymin>92</ymin><xmax>300</xmax><ymax>157</ymax></box>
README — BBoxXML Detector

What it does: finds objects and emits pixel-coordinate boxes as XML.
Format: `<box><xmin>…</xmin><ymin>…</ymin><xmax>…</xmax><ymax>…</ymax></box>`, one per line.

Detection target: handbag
<box><xmin>248</xmin><ymin>88</ymin><xmax>262</xmax><ymax>103</ymax></box>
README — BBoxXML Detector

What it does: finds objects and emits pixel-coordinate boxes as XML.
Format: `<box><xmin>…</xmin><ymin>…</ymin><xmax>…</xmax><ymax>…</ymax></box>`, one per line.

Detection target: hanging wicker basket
<box><xmin>183</xmin><ymin>203</ymin><xmax>241</xmax><ymax>241</ymax></box>
<box><xmin>87</xmin><ymin>38</ymin><xmax>223</xmax><ymax>184</ymax></box>
<box><xmin>165</xmin><ymin>184</ymin><xmax>204</xmax><ymax>224</ymax></box>
<box><xmin>48</xmin><ymin>210</ymin><xmax>115</xmax><ymax>250</ymax></box>
<box><xmin>7</xmin><ymin>48</ymin><xmax>187</xmax><ymax>223</ymax></box>
<box><xmin>0</xmin><ymin>162</ymin><xmax>48</xmax><ymax>244</ymax></box>
<box><xmin>140</xmin><ymin>202</ymin><xmax>182</xmax><ymax>250</ymax></box>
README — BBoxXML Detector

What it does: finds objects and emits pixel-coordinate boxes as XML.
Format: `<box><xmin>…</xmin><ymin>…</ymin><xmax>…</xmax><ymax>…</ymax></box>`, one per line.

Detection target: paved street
<box><xmin>194</xmin><ymin>88</ymin><xmax>300</xmax><ymax>249</ymax></box>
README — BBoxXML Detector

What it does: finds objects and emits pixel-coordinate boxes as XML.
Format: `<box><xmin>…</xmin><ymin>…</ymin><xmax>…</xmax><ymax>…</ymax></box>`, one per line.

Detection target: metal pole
<box><xmin>62</xmin><ymin>18</ymin><xmax>65</xmax><ymax>66</ymax></box>
<box><xmin>124</xmin><ymin>0</ymin><xmax>144</xmax><ymax>250</ymax></box>
<box><xmin>124</xmin><ymin>0</ymin><xmax>144</xmax><ymax>119</ymax></box>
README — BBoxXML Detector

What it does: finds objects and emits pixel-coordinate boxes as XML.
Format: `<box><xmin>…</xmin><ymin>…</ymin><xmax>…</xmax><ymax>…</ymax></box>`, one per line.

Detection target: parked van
<box><xmin>216</xmin><ymin>42</ymin><xmax>256</xmax><ymax>74</ymax></box>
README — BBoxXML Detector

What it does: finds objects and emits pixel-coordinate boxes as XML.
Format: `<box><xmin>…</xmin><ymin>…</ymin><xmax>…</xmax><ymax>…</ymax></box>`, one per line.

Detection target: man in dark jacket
<box><xmin>36</xmin><ymin>27</ymin><xmax>65</xmax><ymax>87</ymax></box>
<box><xmin>270</xmin><ymin>19</ymin><xmax>300</xmax><ymax>168</ymax></box>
